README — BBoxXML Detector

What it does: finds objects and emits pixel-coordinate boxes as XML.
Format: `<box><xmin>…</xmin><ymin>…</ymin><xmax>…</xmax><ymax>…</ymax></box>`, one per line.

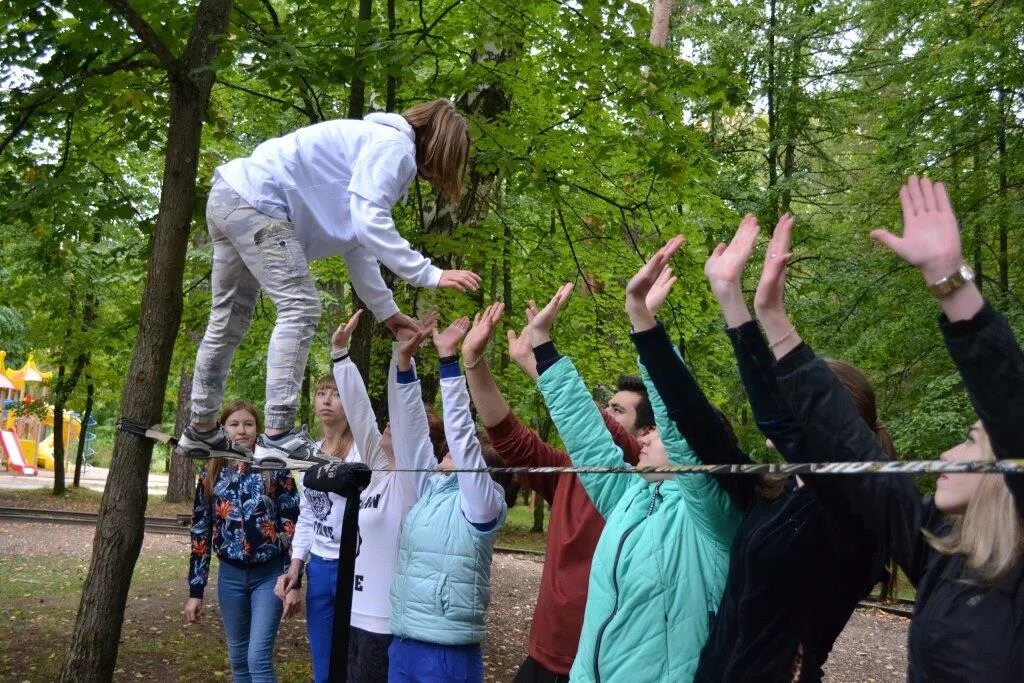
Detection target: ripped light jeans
<box><xmin>191</xmin><ymin>177</ymin><xmax>321</xmax><ymax>430</ymax></box>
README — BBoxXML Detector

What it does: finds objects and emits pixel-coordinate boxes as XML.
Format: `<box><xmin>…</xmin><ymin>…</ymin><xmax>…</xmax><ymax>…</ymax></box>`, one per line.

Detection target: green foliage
<box><xmin>1</xmin><ymin>0</ymin><xmax>1021</xmax><ymax>466</ymax></box>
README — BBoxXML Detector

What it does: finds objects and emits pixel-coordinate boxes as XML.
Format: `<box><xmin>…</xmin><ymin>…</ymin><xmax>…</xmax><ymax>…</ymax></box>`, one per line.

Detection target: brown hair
<box><xmin>424</xmin><ymin>404</ymin><xmax>449</xmax><ymax>464</ymax></box>
<box><xmin>315</xmin><ymin>374</ymin><xmax>355</xmax><ymax>460</ymax></box>
<box><xmin>824</xmin><ymin>359</ymin><xmax>897</xmax><ymax>460</ymax></box>
<box><xmin>927</xmin><ymin>425</ymin><xmax>1024</xmax><ymax>583</ymax></box>
<box><xmin>402</xmin><ymin>99</ymin><xmax>470</xmax><ymax>203</ymax></box>
<box><xmin>203</xmin><ymin>400</ymin><xmax>262</xmax><ymax>502</ymax></box>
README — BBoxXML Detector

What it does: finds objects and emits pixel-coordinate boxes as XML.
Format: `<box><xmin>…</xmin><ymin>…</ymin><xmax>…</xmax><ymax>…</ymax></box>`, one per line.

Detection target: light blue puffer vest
<box><xmin>389</xmin><ymin>472</ymin><xmax>507</xmax><ymax>645</ymax></box>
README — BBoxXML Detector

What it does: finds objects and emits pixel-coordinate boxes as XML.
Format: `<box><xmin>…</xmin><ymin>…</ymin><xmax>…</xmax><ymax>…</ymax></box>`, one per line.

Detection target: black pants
<box><xmin>513</xmin><ymin>656</ymin><xmax>570</xmax><ymax>683</ymax></box>
<box><xmin>347</xmin><ymin>626</ymin><xmax>393</xmax><ymax>683</ymax></box>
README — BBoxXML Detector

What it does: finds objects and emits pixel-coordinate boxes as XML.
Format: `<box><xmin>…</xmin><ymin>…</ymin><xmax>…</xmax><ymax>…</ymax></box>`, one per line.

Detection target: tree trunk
<box><xmin>531</xmin><ymin>492</ymin><xmax>545</xmax><ymax>533</ymax></box>
<box><xmin>60</xmin><ymin>2</ymin><xmax>231</xmax><ymax>680</ymax></box>
<box><xmin>648</xmin><ymin>0</ymin><xmax>674</xmax><ymax>48</ymax></box>
<box><xmin>53</xmin><ymin>364</ymin><xmax>68</xmax><ymax>496</ymax></box>
<box><xmin>165</xmin><ymin>365</ymin><xmax>196</xmax><ymax>502</ymax></box>
<box><xmin>347</xmin><ymin>0</ymin><xmax>373</xmax><ymax>119</ymax></box>
<box><xmin>386</xmin><ymin>0</ymin><xmax>397</xmax><ymax>111</ymax></box>
<box><xmin>997</xmin><ymin>86</ymin><xmax>1008</xmax><ymax>296</ymax></box>
<box><xmin>73</xmin><ymin>377</ymin><xmax>94</xmax><ymax>489</ymax></box>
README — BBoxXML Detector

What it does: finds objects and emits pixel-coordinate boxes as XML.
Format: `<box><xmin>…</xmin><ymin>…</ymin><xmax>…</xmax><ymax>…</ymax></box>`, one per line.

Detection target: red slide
<box><xmin>1</xmin><ymin>429</ymin><xmax>36</xmax><ymax>476</ymax></box>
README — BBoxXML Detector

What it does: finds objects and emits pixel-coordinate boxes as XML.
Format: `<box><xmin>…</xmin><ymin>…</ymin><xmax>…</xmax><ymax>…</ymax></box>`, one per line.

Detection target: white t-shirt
<box><xmin>335</xmin><ymin>344</ymin><xmax>437</xmax><ymax>634</ymax></box>
<box><xmin>215</xmin><ymin>112</ymin><xmax>442</xmax><ymax>320</ymax></box>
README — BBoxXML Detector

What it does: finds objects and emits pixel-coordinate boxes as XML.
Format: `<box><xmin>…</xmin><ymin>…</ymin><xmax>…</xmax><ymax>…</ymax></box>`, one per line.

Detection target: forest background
<box><xmin>1</xmin><ymin>1</ymin><xmax>1022</xmax><ymax>678</ymax></box>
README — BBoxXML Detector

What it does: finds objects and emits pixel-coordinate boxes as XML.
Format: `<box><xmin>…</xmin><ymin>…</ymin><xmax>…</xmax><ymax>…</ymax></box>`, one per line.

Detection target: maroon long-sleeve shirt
<box><xmin>486</xmin><ymin>409</ymin><xmax>641</xmax><ymax>675</ymax></box>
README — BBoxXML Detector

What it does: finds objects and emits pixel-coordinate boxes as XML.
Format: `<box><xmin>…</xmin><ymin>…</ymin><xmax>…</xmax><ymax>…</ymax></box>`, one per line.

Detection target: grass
<box><xmin>498</xmin><ymin>501</ymin><xmax>548</xmax><ymax>554</ymax></box>
<box><xmin>0</xmin><ymin>550</ymin><xmax>312</xmax><ymax>681</ymax></box>
<box><xmin>0</xmin><ymin>486</ymin><xmax>191</xmax><ymax>519</ymax></box>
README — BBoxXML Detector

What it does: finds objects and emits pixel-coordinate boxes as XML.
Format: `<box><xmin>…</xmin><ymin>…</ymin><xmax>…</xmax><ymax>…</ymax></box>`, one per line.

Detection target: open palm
<box><xmin>705</xmin><ymin>214</ymin><xmax>759</xmax><ymax>296</ymax></box>
<box><xmin>463</xmin><ymin>303</ymin><xmax>504</xmax><ymax>364</ymax></box>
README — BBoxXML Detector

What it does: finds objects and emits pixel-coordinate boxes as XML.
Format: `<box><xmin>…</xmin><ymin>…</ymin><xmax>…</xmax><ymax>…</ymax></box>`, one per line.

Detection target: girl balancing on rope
<box><xmin>753</xmin><ymin>176</ymin><xmax>1024</xmax><ymax>681</ymax></box>
<box><xmin>177</xmin><ymin>99</ymin><xmax>481</xmax><ymax>465</ymax></box>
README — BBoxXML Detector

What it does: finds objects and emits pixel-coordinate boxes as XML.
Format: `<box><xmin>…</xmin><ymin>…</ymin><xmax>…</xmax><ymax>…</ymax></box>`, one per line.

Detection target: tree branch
<box><xmin>104</xmin><ymin>0</ymin><xmax>176</xmax><ymax>70</ymax></box>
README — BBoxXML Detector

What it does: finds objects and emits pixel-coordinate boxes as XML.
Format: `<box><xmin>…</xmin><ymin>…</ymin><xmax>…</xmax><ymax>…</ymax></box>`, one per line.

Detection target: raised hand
<box><xmin>752</xmin><ymin>214</ymin><xmax>795</xmax><ymax>318</ymax></box>
<box><xmin>331</xmin><ymin>309</ymin><xmax>364</xmax><ymax>352</ymax></box>
<box><xmin>383</xmin><ymin>311</ymin><xmax>422</xmax><ymax>342</ymax></box>
<box><xmin>507</xmin><ymin>312</ymin><xmax>538</xmax><ymax>381</ymax></box>
<box><xmin>870</xmin><ymin>176</ymin><xmax>963</xmax><ymax>285</ymax></box>
<box><xmin>705</xmin><ymin>214</ymin><xmax>760</xmax><ymax>297</ymax></box>
<box><xmin>438</xmin><ymin>269</ymin><xmax>483</xmax><ymax>292</ymax></box>
<box><xmin>625</xmin><ymin>235</ymin><xmax>685</xmax><ymax>332</ymax></box>
<box><xmin>463</xmin><ymin>302</ymin><xmax>505</xmax><ymax>368</ymax></box>
<box><xmin>528</xmin><ymin>283</ymin><xmax>574</xmax><ymax>347</ymax></box>
<box><xmin>645</xmin><ymin>266</ymin><xmax>678</xmax><ymax>317</ymax></box>
<box><xmin>433</xmin><ymin>316</ymin><xmax>472</xmax><ymax>358</ymax></box>
<box><xmin>397</xmin><ymin>326</ymin><xmax>435</xmax><ymax>371</ymax></box>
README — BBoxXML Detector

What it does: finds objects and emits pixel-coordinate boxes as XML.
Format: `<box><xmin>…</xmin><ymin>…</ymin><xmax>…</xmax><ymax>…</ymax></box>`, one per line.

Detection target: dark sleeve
<box><xmin>774</xmin><ymin>344</ymin><xmax>933</xmax><ymax>586</ymax></box>
<box><xmin>630</xmin><ymin>321</ymin><xmax>755</xmax><ymax>511</ymax></box>
<box><xmin>726</xmin><ymin>321</ymin><xmax>808</xmax><ymax>462</ymax></box>
<box><xmin>940</xmin><ymin>303</ymin><xmax>1024</xmax><ymax>519</ymax></box>
<box><xmin>187</xmin><ymin>471</ymin><xmax>213</xmax><ymax>599</ymax></box>
<box><xmin>272</xmin><ymin>471</ymin><xmax>300</xmax><ymax>553</ymax></box>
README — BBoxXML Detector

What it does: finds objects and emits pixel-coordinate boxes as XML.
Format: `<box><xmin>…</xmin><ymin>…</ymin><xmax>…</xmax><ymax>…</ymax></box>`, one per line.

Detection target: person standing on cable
<box><xmin>177</xmin><ymin>99</ymin><xmax>481</xmax><ymax>465</ymax></box>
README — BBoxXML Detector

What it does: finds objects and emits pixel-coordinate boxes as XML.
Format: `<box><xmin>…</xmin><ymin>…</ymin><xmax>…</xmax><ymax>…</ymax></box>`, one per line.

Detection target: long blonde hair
<box><xmin>402</xmin><ymin>99</ymin><xmax>470</xmax><ymax>203</ymax></box>
<box><xmin>927</xmin><ymin>425</ymin><xmax>1024</xmax><ymax>583</ymax></box>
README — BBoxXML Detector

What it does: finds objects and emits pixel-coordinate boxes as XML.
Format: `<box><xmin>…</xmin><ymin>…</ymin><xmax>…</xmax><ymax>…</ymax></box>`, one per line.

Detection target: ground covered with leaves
<box><xmin>0</xmin><ymin>517</ymin><xmax>907</xmax><ymax>681</ymax></box>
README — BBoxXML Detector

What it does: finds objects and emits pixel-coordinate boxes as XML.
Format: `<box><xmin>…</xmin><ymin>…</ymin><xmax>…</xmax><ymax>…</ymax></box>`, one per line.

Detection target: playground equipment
<box><xmin>0</xmin><ymin>350</ymin><xmax>92</xmax><ymax>474</ymax></box>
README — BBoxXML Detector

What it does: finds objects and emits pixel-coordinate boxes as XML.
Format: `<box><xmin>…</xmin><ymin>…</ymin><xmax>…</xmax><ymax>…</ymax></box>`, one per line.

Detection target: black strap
<box><xmin>328</xmin><ymin>492</ymin><xmax>361</xmax><ymax>682</ymax></box>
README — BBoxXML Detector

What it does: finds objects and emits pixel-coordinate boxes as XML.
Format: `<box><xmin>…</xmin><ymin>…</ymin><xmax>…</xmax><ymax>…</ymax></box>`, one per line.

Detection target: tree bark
<box><xmin>765</xmin><ymin>0</ymin><xmax>779</xmax><ymax>220</ymax></box>
<box><xmin>60</xmin><ymin>1</ymin><xmax>231</xmax><ymax>680</ymax></box>
<box><xmin>165</xmin><ymin>365</ymin><xmax>195</xmax><ymax>502</ymax></box>
<box><xmin>73</xmin><ymin>377</ymin><xmax>94</xmax><ymax>489</ymax></box>
<box><xmin>997</xmin><ymin>85</ymin><xmax>1008</xmax><ymax>296</ymax></box>
<box><xmin>649</xmin><ymin>0</ymin><xmax>674</xmax><ymax>48</ymax></box>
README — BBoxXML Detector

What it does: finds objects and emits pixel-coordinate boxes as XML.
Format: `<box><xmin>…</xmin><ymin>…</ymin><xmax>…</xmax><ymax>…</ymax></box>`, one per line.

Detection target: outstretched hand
<box><xmin>433</xmin><ymin>316</ymin><xmax>472</xmax><ymax>358</ymax></box>
<box><xmin>462</xmin><ymin>302</ymin><xmax>505</xmax><ymax>368</ymax></box>
<box><xmin>383</xmin><ymin>311</ymin><xmax>422</xmax><ymax>342</ymax></box>
<box><xmin>870</xmin><ymin>176</ymin><xmax>963</xmax><ymax>285</ymax></box>
<box><xmin>331</xmin><ymin>309</ymin><xmax>364</xmax><ymax>352</ymax></box>
<box><xmin>438</xmin><ymin>269</ymin><xmax>483</xmax><ymax>292</ymax></box>
<box><xmin>397</xmin><ymin>325</ymin><xmax>435</xmax><ymax>371</ymax></box>
<box><xmin>506</xmin><ymin>308</ymin><xmax>539</xmax><ymax>380</ymax></box>
<box><xmin>752</xmin><ymin>214</ymin><xmax>795</xmax><ymax>318</ymax></box>
<box><xmin>705</xmin><ymin>214</ymin><xmax>760</xmax><ymax>298</ymax></box>
<box><xmin>528</xmin><ymin>283</ymin><xmax>574</xmax><ymax>347</ymax></box>
<box><xmin>625</xmin><ymin>235</ymin><xmax>685</xmax><ymax>331</ymax></box>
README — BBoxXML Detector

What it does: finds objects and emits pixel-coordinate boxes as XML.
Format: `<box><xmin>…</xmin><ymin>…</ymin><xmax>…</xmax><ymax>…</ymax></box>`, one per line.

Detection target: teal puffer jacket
<box><xmin>538</xmin><ymin>356</ymin><xmax>740</xmax><ymax>682</ymax></box>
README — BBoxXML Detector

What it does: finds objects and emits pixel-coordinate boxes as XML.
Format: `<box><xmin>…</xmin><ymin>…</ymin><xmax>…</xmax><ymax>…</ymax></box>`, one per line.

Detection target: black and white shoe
<box><xmin>176</xmin><ymin>424</ymin><xmax>235</xmax><ymax>459</ymax></box>
<box><xmin>253</xmin><ymin>427</ymin><xmax>334</xmax><ymax>470</ymax></box>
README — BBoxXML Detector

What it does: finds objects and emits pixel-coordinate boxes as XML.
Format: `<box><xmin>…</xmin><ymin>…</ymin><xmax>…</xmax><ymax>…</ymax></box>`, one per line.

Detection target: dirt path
<box><xmin>1</xmin><ymin>522</ymin><xmax>908</xmax><ymax>681</ymax></box>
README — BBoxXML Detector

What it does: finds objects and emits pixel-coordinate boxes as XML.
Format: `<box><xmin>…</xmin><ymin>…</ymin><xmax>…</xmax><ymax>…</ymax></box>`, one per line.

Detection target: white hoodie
<box><xmin>215</xmin><ymin>113</ymin><xmax>442</xmax><ymax>320</ymax></box>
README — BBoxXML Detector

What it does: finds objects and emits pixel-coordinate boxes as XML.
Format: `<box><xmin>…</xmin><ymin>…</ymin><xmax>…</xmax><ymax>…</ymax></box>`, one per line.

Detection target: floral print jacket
<box><xmin>188</xmin><ymin>462</ymin><xmax>299</xmax><ymax>598</ymax></box>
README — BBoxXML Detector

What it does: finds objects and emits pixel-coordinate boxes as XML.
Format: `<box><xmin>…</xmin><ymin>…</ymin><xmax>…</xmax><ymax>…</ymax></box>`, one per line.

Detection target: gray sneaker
<box><xmin>176</xmin><ymin>424</ymin><xmax>234</xmax><ymax>458</ymax></box>
<box><xmin>253</xmin><ymin>427</ymin><xmax>335</xmax><ymax>470</ymax></box>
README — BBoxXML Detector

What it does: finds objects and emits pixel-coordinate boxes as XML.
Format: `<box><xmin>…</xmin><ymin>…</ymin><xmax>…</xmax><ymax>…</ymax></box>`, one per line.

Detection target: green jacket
<box><xmin>538</xmin><ymin>356</ymin><xmax>740</xmax><ymax>682</ymax></box>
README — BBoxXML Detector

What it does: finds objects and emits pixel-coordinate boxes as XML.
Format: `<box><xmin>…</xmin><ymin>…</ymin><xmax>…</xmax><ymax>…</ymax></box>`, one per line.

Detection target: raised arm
<box><xmin>391</xmin><ymin>328</ymin><xmax>439</xmax><ymax>503</ymax></box>
<box><xmin>873</xmin><ymin>176</ymin><xmax>1023</xmax><ymax>518</ymax></box>
<box><xmin>434</xmin><ymin>317</ymin><xmax>505</xmax><ymax>527</ymax></box>
<box><xmin>330</xmin><ymin>310</ymin><xmax>387</xmax><ymax>474</ymax></box>
<box><xmin>625</xmin><ymin>237</ymin><xmax>755</xmax><ymax>510</ymax></box>
<box><xmin>752</xmin><ymin>208</ymin><xmax>930</xmax><ymax>584</ymax></box>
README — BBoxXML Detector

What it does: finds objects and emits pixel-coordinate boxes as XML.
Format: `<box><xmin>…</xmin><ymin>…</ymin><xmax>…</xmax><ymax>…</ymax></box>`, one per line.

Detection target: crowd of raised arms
<box><xmin>176</xmin><ymin>102</ymin><xmax>1022</xmax><ymax>682</ymax></box>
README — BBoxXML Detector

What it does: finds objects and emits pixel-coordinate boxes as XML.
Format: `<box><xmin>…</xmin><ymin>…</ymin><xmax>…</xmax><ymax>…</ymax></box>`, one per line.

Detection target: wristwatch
<box><xmin>928</xmin><ymin>264</ymin><xmax>975</xmax><ymax>298</ymax></box>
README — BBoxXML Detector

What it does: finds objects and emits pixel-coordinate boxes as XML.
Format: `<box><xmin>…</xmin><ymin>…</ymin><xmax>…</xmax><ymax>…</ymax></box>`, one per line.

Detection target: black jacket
<box><xmin>632</xmin><ymin>322</ymin><xmax>882</xmax><ymax>682</ymax></box>
<box><xmin>774</xmin><ymin>303</ymin><xmax>1024</xmax><ymax>682</ymax></box>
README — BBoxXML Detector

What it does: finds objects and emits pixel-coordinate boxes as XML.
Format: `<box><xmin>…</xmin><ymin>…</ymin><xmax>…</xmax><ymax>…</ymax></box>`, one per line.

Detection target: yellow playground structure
<box><xmin>0</xmin><ymin>350</ymin><xmax>88</xmax><ymax>474</ymax></box>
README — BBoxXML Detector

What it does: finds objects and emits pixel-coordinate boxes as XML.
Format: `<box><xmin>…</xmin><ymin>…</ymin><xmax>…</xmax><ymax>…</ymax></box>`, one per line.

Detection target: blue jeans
<box><xmin>217</xmin><ymin>558</ymin><xmax>286</xmax><ymax>683</ymax></box>
<box><xmin>306</xmin><ymin>554</ymin><xmax>338</xmax><ymax>683</ymax></box>
<box><xmin>387</xmin><ymin>637</ymin><xmax>483</xmax><ymax>683</ymax></box>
